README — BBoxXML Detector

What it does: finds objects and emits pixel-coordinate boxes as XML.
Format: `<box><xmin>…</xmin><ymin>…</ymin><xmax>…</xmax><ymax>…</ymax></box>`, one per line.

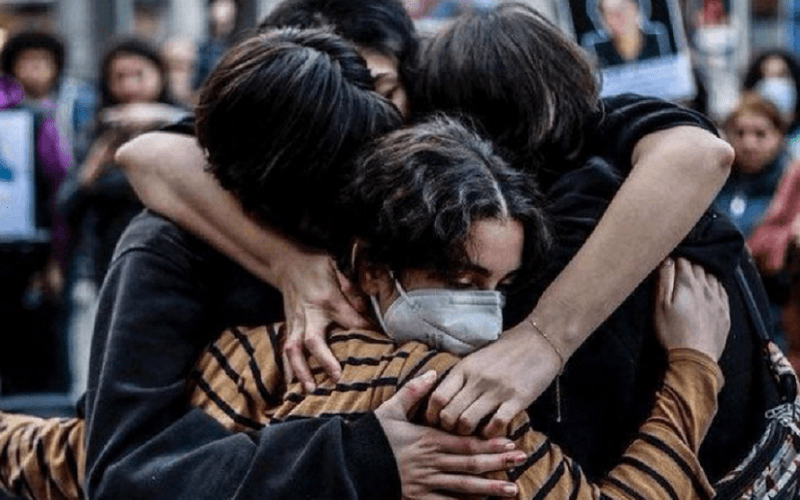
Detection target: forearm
<box><xmin>530</xmin><ymin>127</ymin><xmax>733</xmax><ymax>355</ymax></box>
<box><xmin>0</xmin><ymin>413</ymin><xmax>84</xmax><ymax>500</ymax></box>
<box><xmin>116</xmin><ymin>132</ymin><xmax>299</xmax><ymax>288</ymax></box>
<box><xmin>601</xmin><ymin>348</ymin><xmax>723</xmax><ymax>499</ymax></box>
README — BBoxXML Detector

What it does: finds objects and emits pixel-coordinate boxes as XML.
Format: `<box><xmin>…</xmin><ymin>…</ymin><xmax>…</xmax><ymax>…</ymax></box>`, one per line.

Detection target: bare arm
<box><xmin>529</xmin><ymin>126</ymin><xmax>733</xmax><ymax>355</ymax></box>
<box><xmin>427</xmin><ymin>126</ymin><xmax>734</xmax><ymax>436</ymax></box>
<box><xmin>116</xmin><ymin>133</ymin><xmax>369</xmax><ymax>390</ymax></box>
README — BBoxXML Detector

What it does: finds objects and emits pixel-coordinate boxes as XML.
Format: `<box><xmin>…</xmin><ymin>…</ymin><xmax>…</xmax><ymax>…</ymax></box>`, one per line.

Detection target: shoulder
<box><xmin>112</xmin><ymin>209</ymin><xmax>218</xmax><ymax>269</ymax></box>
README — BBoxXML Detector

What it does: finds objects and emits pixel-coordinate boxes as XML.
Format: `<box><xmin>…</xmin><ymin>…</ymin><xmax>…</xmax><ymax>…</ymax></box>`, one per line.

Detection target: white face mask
<box><xmin>370</xmin><ymin>277</ymin><xmax>505</xmax><ymax>355</ymax></box>
<box><xmin>756</xmin><ymin>77</ymin><xmax>797</xmax><ymax>120</ymax></box>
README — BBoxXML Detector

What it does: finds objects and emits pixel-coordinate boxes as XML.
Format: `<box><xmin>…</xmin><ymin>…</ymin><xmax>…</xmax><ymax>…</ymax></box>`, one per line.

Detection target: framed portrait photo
<box><xmin>559</xmin><ymin>0</ymin><xmax>696</xmax><ymax>101</ymax></box>
<box><xmin>0</xmin><ymin>109</ymin><xmax>36</xmax><ymax>241</ymax></box>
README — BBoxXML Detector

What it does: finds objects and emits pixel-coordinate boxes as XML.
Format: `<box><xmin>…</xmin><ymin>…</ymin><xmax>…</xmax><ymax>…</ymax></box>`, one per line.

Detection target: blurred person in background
<box><xmin>743</xmin><ymin>49</ymin><xmax>800</xmax><ymax>157</ymax></box>
<box><xmin>0</xmin><ymin>31</ymin><xmax>89</xmax><ymax>394</ymax></box>
<box><xmin>1</xmin><ymin>31</ymin><xmax>96</xmax><ymax>166</ymax></box>
<box><xmin>162</xmin><ymin>38</ymin><xmax>196</xmax><ymax>108</ymax></box>
<box><xmin>193</xmin><ymin>0</ymin><xmax>238</xmax><ymax>89</ymax></box>
<box><xmin>715</xmin><ymin>93</ymin><xmax>789</xmax><ymax>240</ymax></box>
<box><xmin>714</xmin><ymin>92</ymin><xmax>793</xmax><ymax>349</ymax></box>
<box><xmin>749</xmin><ymin>145</ymin><xmax>800</xmax><ymax>373</ymax></box>
<box><xmin>56</xmin><ymin>37</ymin><xmax>186</xmax><ymax>396</ymax></box>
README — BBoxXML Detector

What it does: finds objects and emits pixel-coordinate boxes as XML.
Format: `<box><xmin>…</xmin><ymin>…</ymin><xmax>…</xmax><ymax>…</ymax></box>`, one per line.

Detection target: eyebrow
<box><xmin>458</xmin><ymin>262</ymin><xmax>492</xmax><ymax>278</ymax></box>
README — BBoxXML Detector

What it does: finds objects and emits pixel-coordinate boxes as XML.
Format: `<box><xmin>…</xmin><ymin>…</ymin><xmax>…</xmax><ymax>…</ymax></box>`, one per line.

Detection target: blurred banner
<box><xmin>0</xmin><ymin>109</ymin><xmax>35</xmax><ymax>240</ymax></box>
<box><xmin>560</xmin><ymin>0</ymin><xmax>696</xmax><ymax>101</ymax></box>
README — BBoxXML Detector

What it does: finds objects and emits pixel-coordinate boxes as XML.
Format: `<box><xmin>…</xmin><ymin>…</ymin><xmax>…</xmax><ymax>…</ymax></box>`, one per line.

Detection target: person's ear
<box><xmin>352</xmin><ymin>240</ymin><xmax>390</xmax><ymax>296</ymax></box>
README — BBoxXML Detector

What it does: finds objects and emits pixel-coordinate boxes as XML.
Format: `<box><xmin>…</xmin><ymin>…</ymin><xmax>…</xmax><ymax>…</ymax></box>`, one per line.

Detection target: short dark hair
<box><xmin>414</xmin><ymin>2</ymin><xmax>599</xmax><ymax>175</ymax></box>
<box><xmin>743</xmin><ymin>49</ymin><xmax>800</xmax><ymax>131</ymax></box>
<box><xmin>100</xmin><ymin>37</ymin><xmax>171</xmax><ymax>108</ymax></box>
<box><xmin>337</xmin><ymin>116</ymin><xmax>552</xmax><ymax>289</ymax></box>
<box><xmin>196</xmin><ymin>28</ymin><xmax>402</xmax><ymax>250</ymax></box>
<box><xmin>1</xmin><ymin>31</ymin><xmax>65</xmax><ymax>81</ymax></box>
<box><xmin>259</xmin><ymin>0</ymin><xmax>418</xmax><ymax>92</ymax></box>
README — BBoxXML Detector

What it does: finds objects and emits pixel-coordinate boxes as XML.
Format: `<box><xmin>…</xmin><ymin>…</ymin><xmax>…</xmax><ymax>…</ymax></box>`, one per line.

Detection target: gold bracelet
<box><xmin>528</xmin><ymin>318</ymin><xmax>565</xmax><ymax>375</ymax></box>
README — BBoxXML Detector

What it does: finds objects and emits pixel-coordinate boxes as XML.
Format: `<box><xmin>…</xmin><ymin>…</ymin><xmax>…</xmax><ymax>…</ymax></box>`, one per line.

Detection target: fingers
<box><xmin>284</xmin><ymin>308</ymin><xmax>316</xmax><ymax>392</ymax></box>
<box><xmin>675</xmin><ymin>257</ymin><xmax>695</xmax><ymax>294</ymax></box>
<box><xmin>657</xmin><ymin>258</ymin><xmax>676</xmax><ymax>307</ymax></box>
<box><xmin>385</xmin><ymin>370</ymin><xmax>438</xmax><ymax>419</ymax></box>
<box><xmin>434</xmin><ymin>450</ymin><xmax>528</xmax><ymax>474</ymax></box>
<box><xmin>453</xmin><ymin>396</ymin><xmax>500</xmax><ymax>436</ymax></box>
<box><xmin>439</xmin><ymin>386</ymin><xmax>480</xmax><ymax>433</ymax></box>
<box><xmin>430</xmin><ymin>432</ymin><xmax>516</xmax><ymax>456</ymax></box>
<box><xmin>426</xmin><ymin>370</ymin><xmax>464</xmax><ymax>426</ymax></box>
<box><xmin>304</xmin><ymin>332</ymin><xmax>341</xmax><ymax>381</ymax></box>
<box><xmin>483</xmin><ymin>401</ymin><xmax>523</xmax><ymax>439</ymax></box>
<box><xmin>426</xmin><ymin>473</ymin><xmax>518</xmax><ymax>498</ymax></box>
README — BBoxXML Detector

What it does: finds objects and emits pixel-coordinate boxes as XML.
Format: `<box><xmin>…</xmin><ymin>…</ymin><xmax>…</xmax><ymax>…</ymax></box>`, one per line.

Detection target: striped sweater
<box><xmin>0</xmin><ymin>324</ymin><xmax>723</xmax><ymax>500</ymax></box>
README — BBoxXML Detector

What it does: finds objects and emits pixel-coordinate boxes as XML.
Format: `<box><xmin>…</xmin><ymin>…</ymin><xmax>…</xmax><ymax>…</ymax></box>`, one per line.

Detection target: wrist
<box><xmin>525</xmin><ymin>303</ymin><xmax>584</xmax><ymax>359</ymax></box>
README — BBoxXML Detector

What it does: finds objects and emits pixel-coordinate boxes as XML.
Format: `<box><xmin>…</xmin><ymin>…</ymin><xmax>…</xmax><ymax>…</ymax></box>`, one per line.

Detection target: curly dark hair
<box><xmin>196</xmin><ymin>28</ymin><xmax>402</xmax><ymax>250</ymax></box>
<box><xmin>337</xmin><ymin>116</ymin><xmax>552</xmax><ymax>289</ymax></box>
<box><xmin>413</xmin><ymin>2</ymin><xmax>599</xmax><ymax>177</ymax></box>
<box><xmin>1</xmin><ymin>31</ymin><xmax>65</xmax><ymax>81</ymax></box>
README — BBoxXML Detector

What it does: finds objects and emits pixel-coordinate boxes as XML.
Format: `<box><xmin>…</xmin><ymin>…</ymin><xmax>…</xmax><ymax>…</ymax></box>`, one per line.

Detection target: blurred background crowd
<box><xmin>0</xmin><ymin>0</ymin><xmax>798</xmax><ymax>421</ymax></box>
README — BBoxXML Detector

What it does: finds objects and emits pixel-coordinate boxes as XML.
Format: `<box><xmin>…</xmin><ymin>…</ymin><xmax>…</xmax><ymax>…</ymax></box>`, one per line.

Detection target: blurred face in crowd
<box><xmin>13</xmin><ymin>48</ymin><xmax>58</xmax><ymax>99</ymax></box>
<box><xmin>727</xmin><ymin>111</ymin><xmax>784</xmax><ymax>175</ymax></box>
<box><xmin>210</xmin><ymin>0</ymin><xmax>237</xmax><ymax>37</ymax></box>
<box><xmin>599</xmin><ymin>0</ymin><xmax>640</xmax><ymax>39</ymax></box>
<box><xmin>761</xmin><ymin>56</ymin><xmax>792</xmax><ymax>79</ymax></box>
<box><xmin>366</xmin><ymin>217</ymin><xmax>524</xmax><ymax>314</ymax></box>
<box><xmin>358</xmin><ymin>48</ymin><xmax>408</xmax><ymax>118</ymax></box>
<box><xmin>108</xmin><ymin>53</ymin><xmax>163</xmax><ymax>104</ymax></box>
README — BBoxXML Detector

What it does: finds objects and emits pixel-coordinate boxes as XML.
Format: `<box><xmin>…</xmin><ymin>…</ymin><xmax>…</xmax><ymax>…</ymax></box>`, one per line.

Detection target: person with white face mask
<box><xmin>743</xmin><ymin>50</ymin><xmax>800</xmax><ymax>158</ymax></box>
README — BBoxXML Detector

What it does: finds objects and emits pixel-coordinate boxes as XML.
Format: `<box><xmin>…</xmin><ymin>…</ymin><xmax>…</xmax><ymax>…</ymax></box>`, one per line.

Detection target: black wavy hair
<box><xmin>743</xmin><ymin>49</ymin><xmax>800</xmax><ymax>132</ymax></box>
<box><xmin>1</xmin><ymin>31</ymin><xmax>65</xmax><ymax>81</ymax></box>
<box><xmin>258</xmin><ymin>0</ymin><xmax>418</xmax><ymax>97</ymax></box>
<box><xmin>100</xmin><ymin>37</ymin><xmax>171</xmax><ymax>108</ymax></box>
<box><xmin>414</xmin><ymin>2</ymin><xmax>599</xmax><ymax>178</ymax></box>
<box><xmin>337</xmin><ymin>115</ymin><xmax>552</xmax><ymax>289</ymax></box>
<box><xmin>195</xmin><ymin>28</ymin><xmax>402</xmax><ymax>250</ymax></box>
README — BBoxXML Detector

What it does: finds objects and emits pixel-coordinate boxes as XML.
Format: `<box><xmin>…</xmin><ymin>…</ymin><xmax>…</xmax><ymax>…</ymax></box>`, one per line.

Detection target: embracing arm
<box><xmin>116</xmin><ymin>132</ymin><xmax>368</xmax><ymax>389</ymax></box>
<box><xmin>428</xmin><ymin>125</ymin><xmax>733</xmax><ymax>436</ymax></box>
<box><xmin>528</xmin><ymin>125</ymin><xmax>733</xmax><ymax>355</ymax></box>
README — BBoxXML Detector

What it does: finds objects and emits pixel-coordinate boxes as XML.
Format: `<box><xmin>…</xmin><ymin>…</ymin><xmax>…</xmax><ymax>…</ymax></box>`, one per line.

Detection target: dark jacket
<box><xmin>507</xmin><ymin>156</ymin><xmax>780</xmax><ymax>482</ymax></box>
<box><xmin>83</xmin><ymin>211</ymin><xmax>401</xmax><ymax>500</ymax></box>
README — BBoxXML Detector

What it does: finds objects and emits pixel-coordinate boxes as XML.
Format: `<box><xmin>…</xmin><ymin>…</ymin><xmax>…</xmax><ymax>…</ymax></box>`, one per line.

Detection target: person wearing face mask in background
<box><xmin>714</xmin><ymin>92</ymin><xmax>795</xmax><ymax>350</ymax></box>
<box><xmin>743</xmin><ymin>49</ymin><xmax>800</xmax><ymax>158</ymax></box>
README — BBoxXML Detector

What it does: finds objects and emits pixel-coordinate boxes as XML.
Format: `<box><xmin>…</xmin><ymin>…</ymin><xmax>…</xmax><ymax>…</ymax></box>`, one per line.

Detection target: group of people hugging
<box><xmin>0</xmin><ymin>1</ymin><xmax>798</xmax><ymax>499</ymax></box>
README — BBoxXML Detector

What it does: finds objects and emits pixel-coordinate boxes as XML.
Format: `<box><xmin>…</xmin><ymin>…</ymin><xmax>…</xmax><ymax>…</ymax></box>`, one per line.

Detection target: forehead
<box><xmin>356</xmin><ymin>48</ymin><xmax>399</xmax><ymax>78</ymax></box>
<box><xmin>110</xmin><ymin>54</ymin><xmax>157</xmax><ymax>72</ymax></box>
<box><xmin>733</xmin><ymin>112</ymin><xmax>772</xmax><ymax>127</ymax></box>
<box><xmin>465</xmin><ymin>218</ymin><xmax>524</xmax><ymax>275</ymax></box>
<box><xmin>17</xmin><ymin>48</ymin><xmax>55</xmax><ymax>62</ymax></box>
<box><xmin>761</xmin><ymin>56</ymin><xmax>791</xmax><ymax>78</ymax></box>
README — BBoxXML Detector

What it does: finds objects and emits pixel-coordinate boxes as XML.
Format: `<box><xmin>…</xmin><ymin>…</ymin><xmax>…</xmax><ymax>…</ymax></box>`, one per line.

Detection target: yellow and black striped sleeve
<box><xmin>0</xmin><ymin>413</ymin><xmax>84</xmax><ymax>500</ymax></box>
<box><xmin>0</xmin><ymin>326</ymin><xmax>722</xmax><ymax>500</ymax></box>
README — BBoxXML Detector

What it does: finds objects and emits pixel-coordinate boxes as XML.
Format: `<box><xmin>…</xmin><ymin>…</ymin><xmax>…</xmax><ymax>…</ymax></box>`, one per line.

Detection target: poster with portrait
<box><xmin>0</xmin><ymin>110</ymin><xmax>36</xmax><ymax>240</ymax></box>
<box><xmin>559</xmin><ymin>0</ymin><xmax>695</xmax><ymax>101</ymax></box>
